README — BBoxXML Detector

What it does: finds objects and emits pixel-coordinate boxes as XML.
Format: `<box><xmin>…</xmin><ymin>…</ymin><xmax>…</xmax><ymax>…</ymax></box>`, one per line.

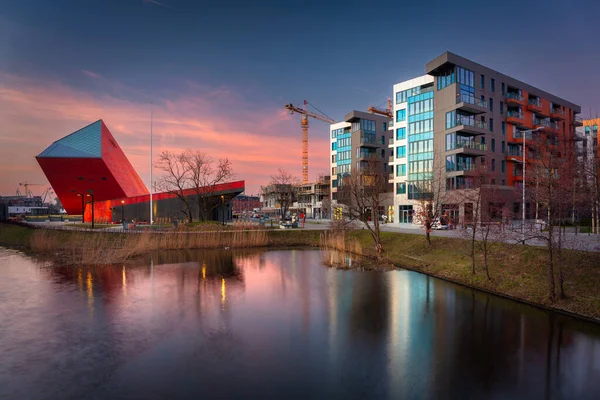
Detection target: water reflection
<box><xmin>0</xmin><ymin>247</ymin><xmax>599</xmax><ymax>400</ymax></box>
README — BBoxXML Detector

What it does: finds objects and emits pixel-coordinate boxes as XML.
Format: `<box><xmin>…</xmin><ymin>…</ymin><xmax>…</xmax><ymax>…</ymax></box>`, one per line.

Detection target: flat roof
<box><xmin>426</xmin><ymin>52</ymin><xmax>581</xmax><ymax>112</ymax></box>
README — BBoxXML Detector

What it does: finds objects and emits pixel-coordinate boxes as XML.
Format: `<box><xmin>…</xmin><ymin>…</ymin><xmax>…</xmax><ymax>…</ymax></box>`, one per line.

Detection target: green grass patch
<box><xmin>0</xmin><ymin>223</ymin><xmax>34</xmax><ymax>247</ymax></box>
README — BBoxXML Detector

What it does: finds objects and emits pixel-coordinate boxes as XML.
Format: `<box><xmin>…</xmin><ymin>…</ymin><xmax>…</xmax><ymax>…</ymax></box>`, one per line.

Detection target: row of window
<box><xmin>456</xmin><ymin>66</ymin><xmax>474</xmax><ymax>88</ymax></box>
<box><xmin>331</xmin><ymin>128</ymin><xmax>346</xmax><ymax>139</ymax></box>
<box><xmin>409</xmin><ymin>159</ymin><xmax>433</xmax><ymax>173</ymax></box>
<box><xmin>395</xmin><ymin>84</ymin><xmax>432</xmax><ymax>104</ymax></box>
<box><xmin>337</xmin><ymin>137</ymin><xmax>351</xmax><ymax>148</ymax></box>
<box><xmin>337</xmin><ymin>150</ymin><xmax>351</xmax><ymax>161</ymax></box>
<box><xmin>585</xmin><ymin>125</ymin><xmax>599</xmax><ymax>134</ymax></box>
<box><xmin>408</xmin><ymin>118</ymin><xmax>433</xmax><ymax>135</ymax></box>
<box><xmin>409</xmin><ymin>139</ymin><xmax>433</xmax><ymax>154</ymax></box>
<box><xmin>408</xmin><ymin>97</ymin><xmax>433</xmax><ymax>116</ymax></box>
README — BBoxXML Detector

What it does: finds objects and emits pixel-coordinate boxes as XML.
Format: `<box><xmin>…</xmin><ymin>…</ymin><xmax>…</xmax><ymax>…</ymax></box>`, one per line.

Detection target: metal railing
<box><xmin>359</xmin><ymin>134</ymin><xmax>378</xmax><ymax>145</ymax></box>
<box><xmin>551</xmin><ymin>108</ymin><xmax>565</xmax><ymax>116</ymax></box>
<box><xmin>457</xmin><ymin>94</ymin><xmax>487</xmax><ymax>108</ymax></box>
<box><xmin>446</xmin><ymin>163</ymin><xmax>477</xmax><ymax>172</ymax></box>
<box><xmin>507</xmin><ymin>92</ymin><xmax>523</xmax><ymax>101</ymax></box>
<box><xmin>455</xmin><ymin>141</ymin><xmax>487</xmax><ymax>151</ymax></box>
<box><xmin>507</xmin><ymin>110</ymin><xmax>523</xmax><ymax>119</ymax></box>
<box><xmin>528</xmin><ymin>97</ymin><xmax>542</xmax><ymax>107</ymax></box>
<box><xmin>455</xmin><ymin>115</ymin><xmax>488</xmax><ymax>130</ymax></box>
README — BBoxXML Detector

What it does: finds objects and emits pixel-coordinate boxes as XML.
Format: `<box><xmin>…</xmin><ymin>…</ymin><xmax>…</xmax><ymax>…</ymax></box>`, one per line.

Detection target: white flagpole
<box><xmin>150</xmin><ymin>103</ymin><xmax>154</xmax><ymax>225</ymax></box>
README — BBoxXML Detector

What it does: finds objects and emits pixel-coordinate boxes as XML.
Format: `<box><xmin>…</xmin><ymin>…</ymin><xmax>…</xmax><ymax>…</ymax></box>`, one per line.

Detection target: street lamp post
<box><xmin>221</xmin><ymin>195</ymin><xmax>225</xmax><ymax>226</ymax></box>
<box><xmin>520</xmin><ymin>126</ymin><xmax>544</xmax><ymax>244</ymax></box>
<box><xmin>87</xmin><ymin>193</ymin><xmax>95</xmax><ymax>229</ymax></box>
<box><xmin>121</xmin><ymin>200</ymin><xmax>125</xmax><ymax>223</ymax></box>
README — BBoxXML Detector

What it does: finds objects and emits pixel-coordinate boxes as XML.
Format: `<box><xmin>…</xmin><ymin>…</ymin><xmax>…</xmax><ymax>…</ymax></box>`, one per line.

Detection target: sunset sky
<box><xmin>1</xmin><ymin>0</ymin><xmax>599</xmax><ymax>197</ymax></box>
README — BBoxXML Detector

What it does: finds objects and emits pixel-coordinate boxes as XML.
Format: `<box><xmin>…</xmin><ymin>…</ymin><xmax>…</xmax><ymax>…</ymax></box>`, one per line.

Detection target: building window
<box><xmin>500</xmin><ymin>101</ymin><xmax>504</xmax><ymax>115</ymax></box>
<box><xmin>396</xmin><ymin>145</ymin><xmax>406</xmax><ymax>158</ymax></box>
<box><xmin>332</xmin><ymin>155</ymin><xmax>336</xmax><ymax>163</ymax></box>
<box><xmin>396</xmin><ymin>127</ymin><xmax>406</xmax><ymax>140</ymax></box>
<box><xmin>491</xmin><ymin>78</ymin><xmax>495</xmax><ymax>92</ymax></box>
<box><xmin>437</xmin><ymin>67</ymin><xmax>456</xmax><ymax>90</ymax></box>
<box><xmin>397</xmin><ymin>164</ymin><xmax>407</xmax><ymax>176</ymax></box>
<box><xmin>489</xmin><ymin>98</ymin><xmax>493</xmax><ymax>112</ymax></box>
<box><xmin>502</xmin><ymin>121</ymin><xmax>506</xmax><ymax>135</ymax></box>
<box><xmin>491</xmin><ymin>138</ymin><xmax>496</xmax><ymax>152</ymax></box>
<box><xmin>396</xmin><ymin>109</ymin><xmax>406</xmax><ymax>122</ymax></box>
<box><xmin>501</xmin><ymin>82</ymin><xmax>505</xmax><ymax>95</ymax></box>
<box><xmin>491</xmin><ymin>159</ymin><xmax>496</xmax><ymax>171</ymax></box>
<box><xmin>480</xmin><ymin>74</ymin><xmax>485</xmax><ymax>89</ymax></box>
<box><xmin>456</xmin><ymin>66</ymin><xmax>475</xmax><ymax>87</ymax></box>
<box><xmin>502</xmin><ymin>179</ymin><xmax>505</xmax><ymax>186</ymax></box>
<box><xmin>501</xmin><ymin>141</ymin><xmax>505</xmax><ymax>153</ymax></box>
<box><xmin>501</xmin><ymin>160</ymin><xmax>505</xmax><ymax>173</ymax></box>
<box><xmin>383</xmin><ymin>122</ymin><xmax>387</xmax><ymax>131</ymax></box>
<box><xmin>594</xmin><ymin>125</ymin><xmax>599</xmax><ymax>134</ymax></box>
<box><xmin>332</xmin><ymin>180</ymin><xmax>338</xmax><ymax>188</ymax></box>
<box><xmin>332</xmin><ymin>142</ymin><xmax>337</xmax><ymax>151</ymax></box>
<box><xmin>489</xmin><ymin>118</ymin><xmax>494</xmax><ymax>132</ymax></box>
<box><xmin>332</xmin><ymin>167</ymin><xmax>336</xmax><ymax>175</ymax></box>
<box><xmin>586</xmin><ymin>126</ymin><xmax>591</xmax><ymax>134</ymax></box>
<box><xmin>396</xmin><ymin>182</ymin><xmax>406</xmax><ymax>195</ymax></box>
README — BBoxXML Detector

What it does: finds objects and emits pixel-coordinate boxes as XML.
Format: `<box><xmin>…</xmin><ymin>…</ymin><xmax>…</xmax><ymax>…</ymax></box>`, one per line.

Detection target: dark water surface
<box><xmin>1</xmin><ymin>247</ymin><xmax>599</xmax><ymax>400</ymax></box>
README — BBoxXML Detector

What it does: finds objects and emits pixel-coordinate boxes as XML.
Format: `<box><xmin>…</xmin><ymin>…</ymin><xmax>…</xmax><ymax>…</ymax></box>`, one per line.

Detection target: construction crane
<box><xmin>285</xmin><ymin>101</ymin><xmax>336</xmax><ymax>184</ymax></box>
<box><xmin>19</xmin><ymin>182</ymin><xmax>44</xmax><ymax>198</ymax></box>
<box><xmin>41</xmin><ymin>187</ymin><xmax>54</xmax><ymax>203</ymax></box>
<box><xmin>367</xmin><ymin>98</ymin><xmax>393</xmax><ymax>118</ymax></box>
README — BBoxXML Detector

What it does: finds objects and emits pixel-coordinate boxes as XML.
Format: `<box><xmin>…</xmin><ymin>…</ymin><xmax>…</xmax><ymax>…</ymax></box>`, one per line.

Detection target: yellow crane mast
<box><xmin>285</xmin><ymin>101</ymin><xmax>336</xmax><ymax>184</ymax></box>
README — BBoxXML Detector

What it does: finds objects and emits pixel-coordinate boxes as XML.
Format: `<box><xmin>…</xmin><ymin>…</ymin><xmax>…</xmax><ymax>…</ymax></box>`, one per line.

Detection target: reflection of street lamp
<box><xmin>221</xmin><ymin>195</ymin><xmax>225</xmax><ymax>226</ymax></box>
<box><xmin>519</xmin><ymin>126</ymin><xmax>544</xmax><ymax>244</ymax></box>
<box><xmin>121</xmin><ymin>200</ymin><xmax>125</xmax><ymax>223</ymax></box>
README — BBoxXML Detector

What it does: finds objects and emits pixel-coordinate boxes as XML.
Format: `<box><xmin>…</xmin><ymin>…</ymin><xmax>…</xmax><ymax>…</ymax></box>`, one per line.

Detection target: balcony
<box><xmin>575</xmin><ymin>116</ymin><xmax>584</xmax><ymax>127</ymax></box>
<box><xmin>358</xmin><ymin>133</ymin><xmax>379</xmax><ymax>147</ymax></box>
<box><xmin>527</xmin><ymin>97</ymin><xmax>545</xmax><ymax>114</ymax></box>
<box><xmin>357</xmin><ymin>151</ymin><xmax>377</xmax><ymax>160</ymax></box>
<box><xmin>506</xmin><ymin>92</ymin><xmax>524</xmax><ymax>104</ymax></box>
<box><xmin>447</xmin><ymin>115</ymin><xmax>488</xmax><ymax>136</ymax></box>
<box><xmin>388</xmin><ymin>155</ymin><xmax>394</xmax><ymax>163</ymax></box>
<box><xmin>388</xmin><ymin>137</ymin><xmax>394</xmax><ymax>145</ymax></box>
<box><xmin>533</xmin><ymin>118</ymin><xmax>559</xmax><ymax>133</ymax></box>
<box><xmin>446</xmin><ymin>163</ymin><xmax>477</xmax><ymax>173</ymax></box>
<box><xmin>506</xmin><ymin>110</ymin><xmax>525</xmax><ymax>126</ymax></box>
<box><xmin>451</xmin><ymin>140</ymin><xmax>487</xmax><ymax>156</ymax></box>
<box><xmin>551</xmin><ymin>108</ymin><xmax>565</xmax><ymax>119</ymax></box>
<box><xmin>455</xmin><ymin>94</ymin><xmax>487</xmax><ymax>114</ymax></box>
<box><xmin>388</xmin><ymin>173</ymin><xmax>395</xmax><ymax>181</ymax></box>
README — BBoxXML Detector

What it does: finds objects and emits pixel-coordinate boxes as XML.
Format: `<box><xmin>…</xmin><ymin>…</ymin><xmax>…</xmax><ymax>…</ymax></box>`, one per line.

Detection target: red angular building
<box><xmin>37</xmin><ymin>120</ymin><xmax>244</xmax><ymax>223</ymax></box>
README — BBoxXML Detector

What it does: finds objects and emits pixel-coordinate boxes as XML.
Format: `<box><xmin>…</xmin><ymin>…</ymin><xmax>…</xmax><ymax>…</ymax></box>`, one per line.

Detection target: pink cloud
<box><xmin>81</xmin><ymin>70</ymin><xmax>102</xmax><ymax>80</ymax></box>
<box><xmin>0</xmin><ymin>73</ymin><xmax>331</xmax><ymax>197</ymax></box>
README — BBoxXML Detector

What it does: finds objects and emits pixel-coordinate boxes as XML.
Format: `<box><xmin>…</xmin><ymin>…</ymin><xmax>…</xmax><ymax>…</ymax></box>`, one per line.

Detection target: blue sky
<box><xmin>1</xmin><ymin>0</ymin><xmax>599</xmax><ymax>194</ymax></box>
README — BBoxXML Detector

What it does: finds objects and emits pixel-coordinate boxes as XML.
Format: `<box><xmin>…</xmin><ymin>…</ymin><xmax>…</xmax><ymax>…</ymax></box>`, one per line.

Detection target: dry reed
<box><xmin>29</xmin><ymin>229</ymin><xmax>269</xmax><ymax>265</ymax></box>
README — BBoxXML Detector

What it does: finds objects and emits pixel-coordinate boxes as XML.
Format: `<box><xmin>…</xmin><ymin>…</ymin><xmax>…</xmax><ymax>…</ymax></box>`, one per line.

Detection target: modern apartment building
<box><xmin>388</xmin><ymin>52</ymin><xmax>581</xmax><ymax>225</ymax></box>
<box><xmin>329</xmin><ymin>111</ymin><xmax>393</xmax><ymax>205</ymax></box>
<box><xmin>296</xmin><ymin>174</ymin><xmax>331</xmax><ymax>219</ymax></box>
<box><xmin>576</xmin><ymin>118</ymin><xmax>599</xmax><ymax>165</ymax></box>
<box><xmin>388</xmin><ymin>75</ymin><xmax>435</xmax><ymax>223</ymax></box>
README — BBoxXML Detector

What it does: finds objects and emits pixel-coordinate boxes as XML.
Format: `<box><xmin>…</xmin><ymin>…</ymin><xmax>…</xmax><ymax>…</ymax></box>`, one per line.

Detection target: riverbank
<box><xmin>1</xmin><ymin>222</ymin><xmax>599</xmax><ymax>321</ymax></box>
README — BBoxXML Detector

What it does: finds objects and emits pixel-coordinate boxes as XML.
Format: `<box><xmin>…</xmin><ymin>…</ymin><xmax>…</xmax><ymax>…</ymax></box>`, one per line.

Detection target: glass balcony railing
<box><xmin>507</xmin><ymin>92</ymin><xmax>523</xmax><ymax>101</ymax></box>
<box><xmin>455</xmin><ymin>141</ymin><xmax>487</xmax><ymax>151</ymax></box>
<box><xmin>454</xmin><ymin>115</ymin><xmax>488</xmax><ymax>130</ymax></box>
<box><xmin>508</xmin><ymin>148</ymin><xmax>523</xmax><ymax>157</ymax></box>
<box><xmin>528</xmin><ymin>98</ymin><xmax>542</xmax><ymax>107</ymax></box>
<box><xmin>507</xmin><ymin>110</ymin><xmax>523</xmax><ymax>119</ymax></box>
<box><xmin>457</xmin><ymin>94</ymin><xmax>487</xmax><ymax>108</ymax></box>
<box><xmin>388</xmin><ymin>137</ymin><xmax>394</xmax><ymax>145</ymax></box>
<box><xmin>551</xmin><ymin>108</ymin><xmax>565</xmax><ymax>116</ymax></box>
<box><xmin>359</xmin><ymin>134</ymin><xmax>378</xmax><ymax>145</ymax></box>
<box><xmin>446</xmin><ymin>163</ymin><xmax>477</xmax><ymax>173</ymax></box>
<box><xmin>533</xmin><ymin>118</ymin><xmax>559</xmax><ymax>130</ymax></box>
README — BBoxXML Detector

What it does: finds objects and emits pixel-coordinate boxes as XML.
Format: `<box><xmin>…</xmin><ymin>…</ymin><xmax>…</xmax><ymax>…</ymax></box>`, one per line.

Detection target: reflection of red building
<box><xmin>37</xmin><ymin>120</ymin><xmax>244</xmax><ymax>222</ymax></box>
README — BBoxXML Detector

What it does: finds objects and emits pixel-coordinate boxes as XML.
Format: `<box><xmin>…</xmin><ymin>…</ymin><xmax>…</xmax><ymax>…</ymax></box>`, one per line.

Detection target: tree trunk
<box><xmin>547</xmin><ymin>218</ymin><xmax>556</xmax><ymax>302</ymax></box>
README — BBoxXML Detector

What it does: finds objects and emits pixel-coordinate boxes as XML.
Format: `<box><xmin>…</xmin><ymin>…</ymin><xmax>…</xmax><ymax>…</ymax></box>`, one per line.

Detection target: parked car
<box><xmin>432</xmin><ymin>218</ymin><xmax>449</xmax><ymax>230</ymax></box>
<box><xmin>280</xmin><ymin>217</ymin><xmax>298</xmax><ymax>229</ymax></box>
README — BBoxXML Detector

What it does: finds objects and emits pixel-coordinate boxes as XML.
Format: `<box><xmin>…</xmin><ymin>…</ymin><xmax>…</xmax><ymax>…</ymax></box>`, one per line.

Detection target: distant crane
<box><xmin>285</xmin><ymin>101</ymin><xmax>336</xmax><ymax>184</ymax></box>
<box><xmin>40</xmin><ymin>187</ymin><xmax>54</xmax><ymax>203</ymax></box>
<box><xmin>367</xmin><ymin>98</ymin><xmax>393</xmax><ymax>118</ymax></box>
<box><xmin>19</xmin><ymin>182</ymin><xmax>44</xmax><ymax>198</ymax></box>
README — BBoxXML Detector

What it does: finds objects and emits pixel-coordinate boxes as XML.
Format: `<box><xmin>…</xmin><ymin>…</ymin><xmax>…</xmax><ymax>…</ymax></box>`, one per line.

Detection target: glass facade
<box><xmin>407</xmin><ymin>90</ymin><xmax>434</xmax><ymax>199</ymax></box>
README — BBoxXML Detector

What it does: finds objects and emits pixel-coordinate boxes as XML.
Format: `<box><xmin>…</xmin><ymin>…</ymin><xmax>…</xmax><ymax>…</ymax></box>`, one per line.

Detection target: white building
<box><xmin>388</xmin><ymin>75</ymin><xmax>435</xmax><ymax>225</ymax></box>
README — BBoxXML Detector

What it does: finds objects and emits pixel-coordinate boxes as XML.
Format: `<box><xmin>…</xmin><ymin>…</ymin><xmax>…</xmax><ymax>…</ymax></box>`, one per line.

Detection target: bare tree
<box><xmin>265</xmin><ymin>169</ymin><xmax>299</xmax><ymax>218</ymax></box>
<box><xmin>184</xmin><ymin>150</ymin><xmax>234</xmax><ymax>221</ymax></box>
<box><xmin>154</xmin><ymin>150</ymin><xmax>193</xmax><ymax>222</ymax></box>
<box><xmin>414</xmin><ymin>154</ymin><xmax>447</xmax><ymax>246</ymax></box>
<box><xmin>336</xmin><ymin>157</ymin><xmax>389</xmax><ymax>257</ymax></box>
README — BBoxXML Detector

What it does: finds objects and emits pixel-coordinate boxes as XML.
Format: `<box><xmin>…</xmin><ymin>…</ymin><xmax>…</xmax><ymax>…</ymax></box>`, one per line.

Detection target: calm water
<box><xmin>1</xmin><ymin>247</ymin><xmax>599</xmax><ymax>400</ymax></box>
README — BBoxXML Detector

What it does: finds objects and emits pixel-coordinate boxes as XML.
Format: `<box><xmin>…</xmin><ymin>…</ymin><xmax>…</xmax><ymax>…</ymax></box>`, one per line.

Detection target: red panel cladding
<box><xmin>101</xmin><ymin>122</ymin><xmax>149</xmax><ymax>197</ymax></box>
<box><xmin>36</xmin><ymin>157</ymin><xmax>127</xmax><ymax>215</ymax></box>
